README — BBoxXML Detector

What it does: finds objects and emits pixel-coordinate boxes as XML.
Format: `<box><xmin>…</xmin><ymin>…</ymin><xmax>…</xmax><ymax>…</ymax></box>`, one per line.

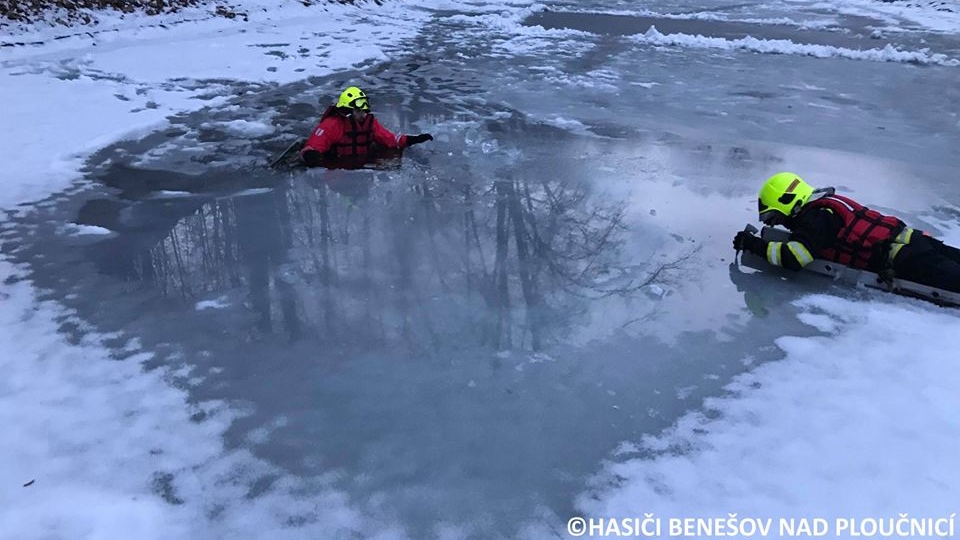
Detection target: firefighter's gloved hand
<box><xmin>407</xmin><ymin>133</ymin><xmax>433</xmax><ymax>146</ymax></box>
<box><xmin>733</xmin><ymin>230</ymin><xmax>763</xmax><ymax>254</ymax></box>
<box><xmin>301</xmin><ymin>149</ymin><xmax>323</xmax><ymax>168</ymax></box>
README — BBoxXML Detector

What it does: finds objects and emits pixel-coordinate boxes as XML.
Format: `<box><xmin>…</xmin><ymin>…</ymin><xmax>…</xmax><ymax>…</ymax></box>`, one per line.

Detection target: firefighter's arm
<box><xmin>762</xmin><ymin>237</ymin><xmax>815</xmax><ymax>271</ymax></box>
<box><xmin>301</xmin><ymin>118</ymin><xmax>342</xmax><ymax>155</ymax></box>
<box><xmin>734</xmin><ymin>230</ymin><xmax>813</xmax><ymax>271</ymax></box>
<box><xmin>774</xmin><ymin>207</ymin><xmax>844</xmax><ymax>270</ymax></box>
<box><xmin>370</xmin><ymin>117</ymin><xmax>407</xmax><ymax>149</ymax></box>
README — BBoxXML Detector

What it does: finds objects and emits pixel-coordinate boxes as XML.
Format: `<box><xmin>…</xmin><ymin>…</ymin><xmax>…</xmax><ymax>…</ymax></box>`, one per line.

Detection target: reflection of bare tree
<box><xmin>491</xmin><ymin>180</ymin><xmax>512</xmax><ymax>348</ymax></box>
<box><xmin>468</xmin><ymin>175</ymin><xmax>678</xmax><ymax>350</ymax></box>
<box><xmin>105</xmin><ymin>170</ymin><xmax>682</xmax><ymax>351</ymax></box>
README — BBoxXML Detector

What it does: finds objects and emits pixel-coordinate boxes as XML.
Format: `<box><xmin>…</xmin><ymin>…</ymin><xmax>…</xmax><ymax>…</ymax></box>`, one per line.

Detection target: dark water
<box><xmin>2</xmin><ymin>122</ymin><xmax>821</xmax><ymax>538</ymax></box>
<box><xmin>5</xmin><ymin>2</ymin><xmax>959</xmax><ymax>538</ymax></box>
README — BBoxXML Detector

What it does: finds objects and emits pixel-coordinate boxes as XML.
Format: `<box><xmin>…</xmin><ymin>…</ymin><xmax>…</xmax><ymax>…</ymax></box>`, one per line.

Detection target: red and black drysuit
<box><xmin>299</xmin><ymin>106</ymin><xmax>410</xmax><ymax>169</ymax></box>
<box><xmin>740</xmin><ymin>189</ymin><xmax>960</xmax><ymax>293</ymax></box>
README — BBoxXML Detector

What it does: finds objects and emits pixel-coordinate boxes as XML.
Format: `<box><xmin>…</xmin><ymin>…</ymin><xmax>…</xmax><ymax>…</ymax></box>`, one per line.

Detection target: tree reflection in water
<box><xmin>92</xmin><ymin>167</ymin><xmax>683</xmax><ymax>353</ymax></box>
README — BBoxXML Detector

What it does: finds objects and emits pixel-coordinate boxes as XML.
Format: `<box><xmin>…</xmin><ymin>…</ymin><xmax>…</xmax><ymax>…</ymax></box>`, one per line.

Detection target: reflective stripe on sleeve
<box><xmin>786</xmin><ymin>241</ymin><xmax>814</xmax><ymax>267</ymax></box>
<box><xmin>767</xmin><ymin>241</ymin><xmax>782</xmax><ymax>267</ymax></box>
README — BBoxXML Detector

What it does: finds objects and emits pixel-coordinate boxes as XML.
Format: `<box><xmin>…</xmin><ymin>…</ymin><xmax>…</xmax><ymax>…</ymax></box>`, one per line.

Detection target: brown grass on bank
<box><xmin>0</xmin><ymin>1</ymin><xmax>373</xmax><ymax>26</ymax></box>
<box><xmin>0</xmin><ymin>1</ymin><xmax>212</xmax><ymax>24</ymax></box>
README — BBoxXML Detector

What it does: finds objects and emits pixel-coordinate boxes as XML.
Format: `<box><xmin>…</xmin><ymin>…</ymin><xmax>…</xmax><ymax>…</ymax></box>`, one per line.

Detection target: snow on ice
<box><xmin>1</xmin><ymin>0</ymin><xmax>959</xmax><ymax>538</ymax></box>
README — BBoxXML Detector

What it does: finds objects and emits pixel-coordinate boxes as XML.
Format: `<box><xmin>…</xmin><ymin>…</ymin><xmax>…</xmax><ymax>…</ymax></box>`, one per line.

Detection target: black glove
<box><xmin>300</xmin><ymin>149</ymin><xmax>323</xmax><ymax>168</ymax></box>
<box><xmin>733</xmin><ymin>230</ymin><xmax>763</xmax><ymax>254</ymax></box>
<box><xmin>406</xmin><ymin>133</ymin><xmax>433</xmax><ymax>146</ymax></box>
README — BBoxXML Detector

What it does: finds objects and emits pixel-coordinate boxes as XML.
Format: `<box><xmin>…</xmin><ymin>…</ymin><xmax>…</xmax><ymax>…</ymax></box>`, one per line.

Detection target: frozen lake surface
<box><xmin>2</xmin><ymin>0</ymin><xmax>959</xmax><ymax>538</ymax></box>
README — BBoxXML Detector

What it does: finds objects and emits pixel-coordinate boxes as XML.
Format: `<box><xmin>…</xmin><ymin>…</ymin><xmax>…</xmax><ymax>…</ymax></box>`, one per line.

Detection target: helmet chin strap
<box><xmin>764</xmin><ymin>213</ymin><xmax>787</xmax><ymax>226</ymax></box>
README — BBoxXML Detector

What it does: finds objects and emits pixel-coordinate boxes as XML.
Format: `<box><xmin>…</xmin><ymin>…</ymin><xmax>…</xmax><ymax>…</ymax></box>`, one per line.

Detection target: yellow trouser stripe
<box><xmin>889</xmin><ymin>242</ymin><xmax>906</xmax><ymax>263</ymax></box>
<box><xmin>894</xmin><ymin>227</ymin><xmax>915</xmax><ymax>244</ymax></box>
<box><xmin>888</xmin><ymin>228</ymin><xmax>920</xmax><ymax>263</ymax></box>
<box><xmin>786</xmin><ymin>241</ymin><xmax>814</xmax><ymax>267</ymax></box>
<box><xmin>767</xmin><ymin>241</ymin><xmax>782</xmax><ymax>267</ymax></box>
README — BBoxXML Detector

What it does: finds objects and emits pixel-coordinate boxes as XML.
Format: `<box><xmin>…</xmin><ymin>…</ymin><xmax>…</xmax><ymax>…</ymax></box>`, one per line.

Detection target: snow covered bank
<box><xmin>1</xmin><ymin>0</ymin><xmax>428</xmax><ymax>206</ymax></box>
<box><xmin>0</xmin><ymin>256</ymin><xmax>400</xmax><ymax>537</ymax></box>
<box><xmin>804</xmin><ymin>0</ymin><xmax>960</xmax><ymax>33</ymax></box>
<box><xmin>580</xmin><ymin>279</ymin><xmax>960</xmax><ymax>531</ymax></box>
<box><xmin>0</xmin><ymin>1</ymin><xmax>431</xmax><ymax>537</ymax></box>
<box><xmin>0</xmin><ymin>257</ymin><xmax>211</xmax><ymax>539</ymax></box>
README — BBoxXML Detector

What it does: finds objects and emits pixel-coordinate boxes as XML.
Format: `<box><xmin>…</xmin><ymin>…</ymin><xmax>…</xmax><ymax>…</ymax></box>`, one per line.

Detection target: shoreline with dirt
<box><xmin>0</xmin><ymin>0</ymin><xmax>371</xmax><ymax>27</ymax></box>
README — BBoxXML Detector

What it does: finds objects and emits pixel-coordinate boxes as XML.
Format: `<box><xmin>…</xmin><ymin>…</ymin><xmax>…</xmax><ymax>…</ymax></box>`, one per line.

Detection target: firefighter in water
<box><xmin>299</xmin><ymin>86</ymin><xmax>433</xmax><ymax>168</ymax></box>
<box><xmin>733</xmin><ymin>172</ymin><xmax>960</xmax><ymax>293</ymax></box>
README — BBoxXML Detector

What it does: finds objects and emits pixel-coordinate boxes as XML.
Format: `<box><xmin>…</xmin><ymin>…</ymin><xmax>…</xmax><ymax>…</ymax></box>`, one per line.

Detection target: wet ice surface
<box><xmin>5</xmin><ymin>1</ymin><xmax>960</xmax><ymax>538</ymax></box>
<box><xmin>11</xmin><ymin>134</ymin><xmax>810</xmax><ymax>538</ymax></box>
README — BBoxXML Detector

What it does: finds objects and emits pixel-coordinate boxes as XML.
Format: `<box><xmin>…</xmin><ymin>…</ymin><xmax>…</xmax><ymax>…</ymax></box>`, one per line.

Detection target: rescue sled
<box><xmin>269</xmin><ymin>139</ymin><xmax>305</xmax><ymax>168</ymax></box>
<box><xmin>738</xmin><ymin>224</ymin><xmax>960</xmax><ymax>308</ymax></box>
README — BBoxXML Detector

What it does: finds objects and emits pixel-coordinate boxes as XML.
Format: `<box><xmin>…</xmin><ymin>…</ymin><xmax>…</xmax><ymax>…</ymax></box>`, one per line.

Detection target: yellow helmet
<box><xmin>337</xmin><ymin>86</ymin><xmax>369</xmax><ymax>111</ymax></box>
<box><xmin>758</xmin><ymin>172</ymin><xmax>814</xmax><ymax>224</ymax></box>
